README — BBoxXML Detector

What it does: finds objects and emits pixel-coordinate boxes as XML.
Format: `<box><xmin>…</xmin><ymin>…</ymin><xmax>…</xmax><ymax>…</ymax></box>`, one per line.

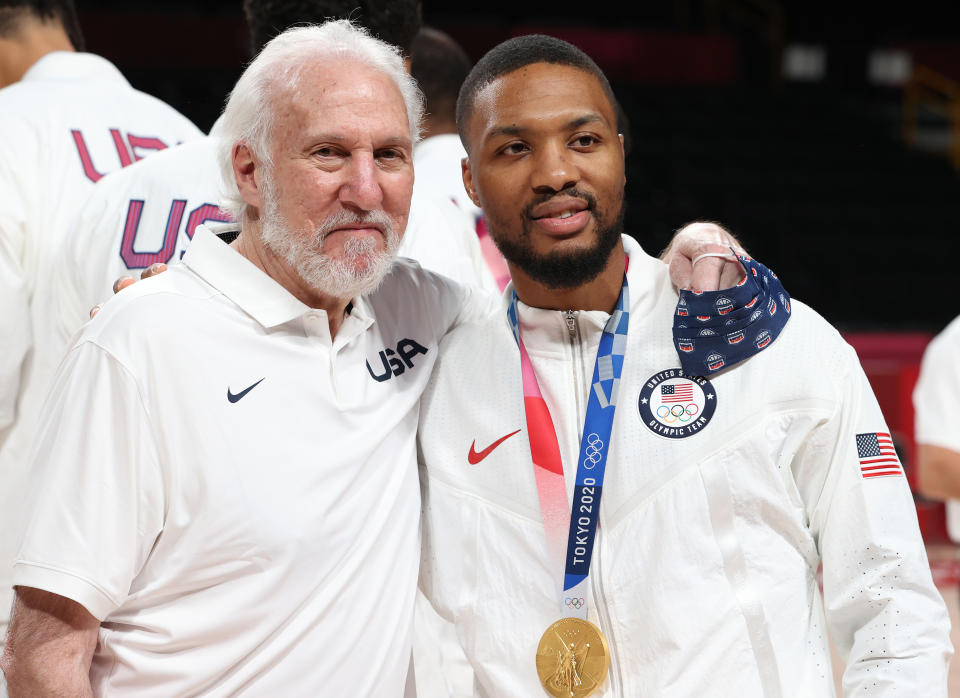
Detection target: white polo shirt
<box><xmin>13</xmin><ymin>227</ymin><xmax>473</xmax><ymax>696</ymax></box>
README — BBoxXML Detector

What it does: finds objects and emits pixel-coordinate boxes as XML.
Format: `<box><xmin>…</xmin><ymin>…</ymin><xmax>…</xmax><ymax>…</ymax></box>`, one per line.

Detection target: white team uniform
<box><xmin>0</xmin><ymin>50</ymin><xmax>203</xmax><ymax>636</ymax></box>
<box><xmin>13</xmin><ymin>228</ymin><xmax>484</xmax><ymax>695</ymax></box>
<box><xmin>417</xmin><ymin>236</ymin><xmax>952</xmax><ymax>697</ymax></box>
<box><xmin>399</xmin><ymin>183</ymin><xmax>497</xmax><ymax>292</ymax></box>
<box><xmin>914</xmin><ymin>315</ymin><xmax>960</xmax><ymax>541</ymax></box>
<box><xmin>50</xmin><ymin>135</ymin><xmax>231</xmax><ymax>347</ymax></box>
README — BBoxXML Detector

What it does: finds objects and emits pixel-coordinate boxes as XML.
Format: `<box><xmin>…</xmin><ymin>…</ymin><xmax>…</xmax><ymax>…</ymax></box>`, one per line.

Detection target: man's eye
<box><xmin>314</xmin><ymin>147</ymin><xmax>335</xmax><ymax>157</ymax></box>
<box><xmin>502</xmin><ymin>142</ymin><xmax>529</xmax><ymax>155</ymax></box>
<box><xmin>571</xmin><ymin>135</ymin><xmax>597</xmax><ymax>148</ymax></box>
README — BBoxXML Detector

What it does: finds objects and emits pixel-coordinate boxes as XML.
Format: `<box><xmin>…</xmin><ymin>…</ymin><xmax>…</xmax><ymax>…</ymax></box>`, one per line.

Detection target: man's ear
<box><xmin>233</xmin><ymin>142</ymin><xmax>262</xmax><ymax>211</ymax></box>
<box><xmin>461</xmin><ymin>157</ymin><xmax>481</xmax><ymax>208</ymax></box>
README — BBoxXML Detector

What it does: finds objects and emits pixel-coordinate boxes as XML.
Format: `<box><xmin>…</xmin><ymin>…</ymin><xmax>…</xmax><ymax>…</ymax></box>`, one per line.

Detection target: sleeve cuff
<box><xmin>11</xmin><ymin>561</ymin><xmax>119</xmax><ymax>621</ymax></box>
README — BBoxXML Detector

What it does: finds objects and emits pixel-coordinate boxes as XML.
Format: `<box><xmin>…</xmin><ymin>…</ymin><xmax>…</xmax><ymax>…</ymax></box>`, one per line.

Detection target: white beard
<box><xmin>259</xmin><ymin>193</ymin><xmax>399</xmax><ymax>300</ymax></box>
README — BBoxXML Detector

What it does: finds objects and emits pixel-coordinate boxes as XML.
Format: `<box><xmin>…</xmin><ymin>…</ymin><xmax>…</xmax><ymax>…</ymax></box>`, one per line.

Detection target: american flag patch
<box><xmin>661</xmin><ymin>383</ymin><xmax>694</xmax><ymax>403</ymax></box>
<box><xmin>856</xmin><ymin>432</ymin><xmax>903</xmax><ymax>478</ymax></box>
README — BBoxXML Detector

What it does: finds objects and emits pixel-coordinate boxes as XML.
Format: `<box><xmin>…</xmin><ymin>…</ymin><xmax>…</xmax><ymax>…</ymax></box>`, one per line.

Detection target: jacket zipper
<box><xmin>564</xmin><ymin>310</ymin><xmax>623</xmax><ymax>698</ymax></box>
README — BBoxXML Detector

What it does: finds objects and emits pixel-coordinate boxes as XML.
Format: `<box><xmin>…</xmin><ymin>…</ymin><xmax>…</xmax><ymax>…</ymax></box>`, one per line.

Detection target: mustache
<box><xmin>316</xmin><ymin>209</ymin><xmax>396</xmax><ymax>241</ymax></box>
<box><xmin>522</xmin><ymin>187</ymin><xmax>597</xmax><ymax>219</ymax></box>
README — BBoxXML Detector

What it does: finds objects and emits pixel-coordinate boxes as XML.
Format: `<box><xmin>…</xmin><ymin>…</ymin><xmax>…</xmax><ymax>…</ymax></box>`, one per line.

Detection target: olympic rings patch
<box><xmin>637</xmin><ymin>368</ymin><xmax>717</xmax><ymax>439</ymax></box>
<box><xmin>565</xmin><ymin>597</ymin><xmax>585</xmax><ymax>610</ymax></box>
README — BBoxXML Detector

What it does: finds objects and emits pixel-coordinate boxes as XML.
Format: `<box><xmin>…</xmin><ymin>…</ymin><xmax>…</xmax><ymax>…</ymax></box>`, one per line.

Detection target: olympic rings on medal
<box><xmin>582</xmin><ymin>433</ymin><xmax>604</xmax><ymax>468</ymax></box>
<box><xmin>565</xmin><ymin>597</ymin><xmax>585</xmax><ymax>610</ymax></box>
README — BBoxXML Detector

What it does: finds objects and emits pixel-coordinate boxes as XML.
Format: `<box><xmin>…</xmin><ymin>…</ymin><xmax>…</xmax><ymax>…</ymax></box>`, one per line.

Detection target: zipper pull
<box><xmin>564</xmin><ymin>310</ymin><xmax>577</xmax><ymax>338</ymax></box>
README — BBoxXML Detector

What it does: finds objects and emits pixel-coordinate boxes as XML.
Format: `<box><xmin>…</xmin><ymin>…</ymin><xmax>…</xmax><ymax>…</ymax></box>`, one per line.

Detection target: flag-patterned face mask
<box><xmin>672</xmin><ymin>254</ymin><xmax>792</xmax><ymax>375</ymax></box>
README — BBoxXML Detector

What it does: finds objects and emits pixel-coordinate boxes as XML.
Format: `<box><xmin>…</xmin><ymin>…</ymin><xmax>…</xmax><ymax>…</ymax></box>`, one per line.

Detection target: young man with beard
<box><xmin>1</xmin><ymin>21</ymin><xmax>480</xmax><ymax>695</ymax></box>
<box><xmin>416</xmin><ymin>35</ymin><xmax>952</xmax><ymax>697</ymax></box>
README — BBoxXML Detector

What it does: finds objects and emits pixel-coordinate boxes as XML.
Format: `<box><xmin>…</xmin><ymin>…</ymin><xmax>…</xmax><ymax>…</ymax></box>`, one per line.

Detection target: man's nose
<box><xmin>530</xmin><ymin>142</ymin><xmax>578</xmax><ymax>193</ymax></box>
<box><xmin>339</xmin><ymin>153</ymin><xmax>383</xmax><ymax>210</ymax></box>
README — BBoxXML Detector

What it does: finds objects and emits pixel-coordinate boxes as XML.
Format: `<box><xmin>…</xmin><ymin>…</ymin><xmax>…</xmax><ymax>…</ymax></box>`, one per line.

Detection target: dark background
<box><xmin>74</xmin><ymin>1</ymin><xmax>960</xmax><ymax>332</ymax></box>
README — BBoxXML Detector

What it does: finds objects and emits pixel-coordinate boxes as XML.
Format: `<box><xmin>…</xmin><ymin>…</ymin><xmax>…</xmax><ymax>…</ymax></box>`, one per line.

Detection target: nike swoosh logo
<box><xmin>227</xmin><ymin>378</ymin><xmax>265</xmax><ymax>403</ymax></box>
<box><xmin>468</xmin><ymin>429</ymin><xmax>522</xmax><ymax>465</ymax></box>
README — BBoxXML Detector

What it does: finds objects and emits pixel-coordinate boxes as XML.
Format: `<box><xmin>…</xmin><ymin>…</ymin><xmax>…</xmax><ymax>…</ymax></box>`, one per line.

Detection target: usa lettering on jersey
<box><xmin>71</xmin><ymin>128</ymin><xmax>169</xmax><ymax>183</ymax></box>
<box><xmin>366</xmin><ymin>339</ymin><xmax>428</xmax><ymax>382</ymax></box>
<box><xmin>120</xmin><ymin>200</ymin><xmax>233</xmax><ymax>268</ymax></box>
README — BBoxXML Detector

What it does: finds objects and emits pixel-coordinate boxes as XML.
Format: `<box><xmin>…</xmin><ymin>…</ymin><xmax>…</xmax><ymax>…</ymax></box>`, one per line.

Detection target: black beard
<box><xmin>490</xmin><ymin>189</ymin><xmax>625</xmax><ymax>290</ymax></box>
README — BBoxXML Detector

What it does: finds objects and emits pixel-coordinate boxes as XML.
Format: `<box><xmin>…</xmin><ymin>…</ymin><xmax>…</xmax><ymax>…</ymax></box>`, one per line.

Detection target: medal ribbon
<box><xmin>508</xmin><ymin>276</ymin><xmax>629</xmax><ymax>619</ymax></box>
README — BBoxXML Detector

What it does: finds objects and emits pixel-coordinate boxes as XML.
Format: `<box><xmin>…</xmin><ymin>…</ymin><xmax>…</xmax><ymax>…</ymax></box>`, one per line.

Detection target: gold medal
<box><xmin>536</xmin><ymin>617</ymin><xmax>610</xmax><ymax>697</ymax></box>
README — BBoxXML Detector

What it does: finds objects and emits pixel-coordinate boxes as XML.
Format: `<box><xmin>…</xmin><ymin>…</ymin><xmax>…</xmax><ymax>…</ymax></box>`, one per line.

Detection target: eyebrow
<box><xmin>485</xmin><ymin>112</ymin><xmax>608</xmax><ymax>140</ymax></box>
<box><xmin>304</xmin><ymin>133</ymin><xmax>413</xmax><ymax>149</ymax></box>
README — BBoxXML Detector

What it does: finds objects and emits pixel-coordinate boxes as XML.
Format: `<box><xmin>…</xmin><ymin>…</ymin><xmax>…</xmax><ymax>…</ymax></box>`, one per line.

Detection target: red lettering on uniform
<box><xmin>120</xmin><ymin>199</ymin><xmax>186</xmax><ymax>268</ymax></box>
<box><xmin>185</xmin><ymin>203</ymin><xmax>233</xmax><ymax>239</ymax></box>
<box><xmin>127</xmin><ymin>134</ymin><xmax>168</xmax><ymax>161</ymax></box>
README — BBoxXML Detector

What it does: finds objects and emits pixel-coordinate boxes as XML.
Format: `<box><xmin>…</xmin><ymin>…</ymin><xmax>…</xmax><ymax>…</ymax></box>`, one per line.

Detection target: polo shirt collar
<box><xmin>22</xmin><ymin>51</ymin><xmax>128</xmax><ymax>85</ymax></box>
<box><xmin>184</xmin><ymin>226</ymin><xmax>375</xmax><ymax>329</ymax></box>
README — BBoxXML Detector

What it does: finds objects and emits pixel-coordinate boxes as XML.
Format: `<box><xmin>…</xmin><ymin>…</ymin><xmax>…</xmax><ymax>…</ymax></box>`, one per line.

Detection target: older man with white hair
<box><xmin>0</xmin><ymin>20</ymin><xmax>476</xmax><ymax>696</ymax></box>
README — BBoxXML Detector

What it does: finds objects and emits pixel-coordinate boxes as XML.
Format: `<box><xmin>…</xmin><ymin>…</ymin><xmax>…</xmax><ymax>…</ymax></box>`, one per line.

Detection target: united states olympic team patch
<box><xmin>638</xmin><ymin>368</ymin><xmax>717</xmax><ymax>439</ymax></box>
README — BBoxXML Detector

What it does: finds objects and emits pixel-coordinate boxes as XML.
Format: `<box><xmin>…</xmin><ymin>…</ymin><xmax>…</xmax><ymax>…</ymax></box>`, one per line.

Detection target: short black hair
<box><xmin>410</xmin><ymin>26</ymin><xmax>471</xmax><ymax>123</ymax></box>
<box><xmin>456</xmin><ymin>34</ymin><xmax>617</xmax><ymax>153</ymax></box>
<box><xmin>0</xmin><ymin>0</ymin><xmax>84</xmax><ymax>51</ymax></box>
<box><xmin>243</xmin><ymin>0</ymin><xmax>421</xmax><ymax>56</ymax></box>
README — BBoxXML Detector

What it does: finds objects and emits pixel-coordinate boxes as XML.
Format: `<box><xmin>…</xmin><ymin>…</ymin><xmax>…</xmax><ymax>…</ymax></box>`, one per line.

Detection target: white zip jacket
<box><xmin>418</xmin><ymin>236</ymin><xmax>951</xmax><ymax>698</ymax></box>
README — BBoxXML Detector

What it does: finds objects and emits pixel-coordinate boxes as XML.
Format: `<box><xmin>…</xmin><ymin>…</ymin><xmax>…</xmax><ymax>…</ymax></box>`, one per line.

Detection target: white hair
<box><xmin>216</xmin><ymin>20</ymin><xmax>424</xmax><ymax>221</ymax></box>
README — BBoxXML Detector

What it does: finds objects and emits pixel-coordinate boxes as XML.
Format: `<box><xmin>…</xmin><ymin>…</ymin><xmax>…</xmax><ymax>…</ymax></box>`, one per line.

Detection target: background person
<box><xmin>0</xmin><ymin>0</ymin><xmax>202</xmax><ymax>646</ymax></box>
<box><xmin>915</xmin><ymin>316</ymin><xmax>960</xmax><ymax>542</ymax></box>
<box><xmin>411</xmin><ymin>25</ymin><xmax>510</xmax><ymax>290</ymax></box>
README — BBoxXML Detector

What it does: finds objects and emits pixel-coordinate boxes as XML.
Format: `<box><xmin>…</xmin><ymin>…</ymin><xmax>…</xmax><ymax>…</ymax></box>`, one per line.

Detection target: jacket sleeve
<box><xmin>804</xmin><ymin>342</ymin><xmax>952</xmax><ymax>696</ymax></box>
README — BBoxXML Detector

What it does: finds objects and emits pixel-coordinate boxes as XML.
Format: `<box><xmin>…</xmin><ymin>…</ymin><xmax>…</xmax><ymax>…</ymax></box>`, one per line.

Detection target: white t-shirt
<box><xmin>914</xmin><ymin>315</ymin><xmax>960</xmax><ymax>540</ymax></box>
<box><xmin>13</xmin><ymin>227</ymin><xmax>475</xmax><ymax>696</ymax></box>
<box><xmin>0</xmin><ymin>50</ymin><xmax>203</xmax><ymax>633</ymax></box>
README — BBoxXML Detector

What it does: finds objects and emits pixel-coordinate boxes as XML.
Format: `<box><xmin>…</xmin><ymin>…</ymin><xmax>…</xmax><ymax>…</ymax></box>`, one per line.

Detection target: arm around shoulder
<box><xmin>1</xmin><ymin>586</ymin><xmax>99</xmax><ymax>697</ymax></box>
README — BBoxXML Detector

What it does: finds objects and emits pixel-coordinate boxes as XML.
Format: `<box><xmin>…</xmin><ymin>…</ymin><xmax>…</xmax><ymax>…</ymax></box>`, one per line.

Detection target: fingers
<box><xmin>690</xmin><ymin>254</ymin><xmax>727</xmax><ymax>293</ymax></box>
<box><xmin>668</xmin><ymin>254</ymin><xmax>694</xmax><ymax>292</ymax></box>
<box><xmin>140</xmin><ymin>262</ymin><xmax>166</xmax><ymax>280</ymax></box>
<box><xmin>665</xmin><ymin>221</ymin><xmax>747</xmax><ymax>291</ymax></box>
<box><xmin>112</xmin><ymin>276</ymin><xmax>134</xmax><ymax>294</ymax></box>
<box><xmin>99</xmin><ymin>263</ymin><xmax>169</xmax><ymax>319</ymax></box>
<box><xmin>718</xmin><ymin>259</ymin><xmax>744</xmax><ymax>289</ymax></box>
